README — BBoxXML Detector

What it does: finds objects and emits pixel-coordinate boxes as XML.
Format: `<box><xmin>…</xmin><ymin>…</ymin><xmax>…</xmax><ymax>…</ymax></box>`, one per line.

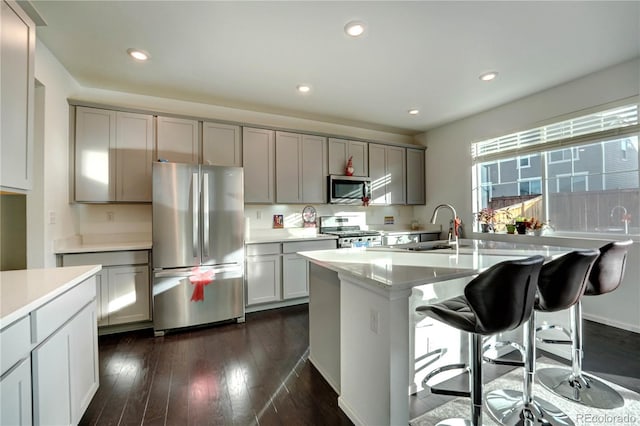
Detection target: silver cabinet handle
<box><xmin>192</xmin><ymin>172</ymin><xmax>199</xmax><ymax>258</ymax></box>
<box><xmin>203</xmin><ymin>173</ymin><xmax>210</xmax><ymax>256</ymax></box>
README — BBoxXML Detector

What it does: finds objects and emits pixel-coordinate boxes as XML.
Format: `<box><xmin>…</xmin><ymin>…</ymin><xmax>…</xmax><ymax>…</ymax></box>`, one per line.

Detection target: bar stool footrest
<box><xmin>422</xmin><ymin>362</ymin><xmax>471</xmax><ymax>398</ymax></box>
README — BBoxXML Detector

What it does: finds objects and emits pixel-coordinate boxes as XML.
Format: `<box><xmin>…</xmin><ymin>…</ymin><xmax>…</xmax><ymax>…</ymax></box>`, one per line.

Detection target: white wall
<box><xmin>416</xmin><ymin>58</ymin><xmax>640</xmax><ymax>331</ymax></box>
<box><xmin>32</xmin><ymin>39</ymin><xmax>83</xmax><ymax>267</ymax></box>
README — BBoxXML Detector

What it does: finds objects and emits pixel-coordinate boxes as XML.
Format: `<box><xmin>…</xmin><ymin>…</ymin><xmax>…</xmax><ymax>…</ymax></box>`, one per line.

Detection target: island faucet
<box><xmin>610</xmin><ymin>205</ymin><xmax>629</xmax><ymax>234</ymax></box>
<box><xmin>430</xmin><ymin>203</ymin><xmax>459</xmax><ymax>244</ymax></box>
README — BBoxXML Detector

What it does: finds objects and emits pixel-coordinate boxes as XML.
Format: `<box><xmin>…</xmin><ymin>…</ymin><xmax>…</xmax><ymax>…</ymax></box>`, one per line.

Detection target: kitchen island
<box><xmin>299</xmin><ymin>239</ymin><xmax>572</xmax><ymax>426</ymax></box>
<box><xmin>0</xmin><ymin>265</ymin><xmax>101</xmax><ymax>425</ymax></box>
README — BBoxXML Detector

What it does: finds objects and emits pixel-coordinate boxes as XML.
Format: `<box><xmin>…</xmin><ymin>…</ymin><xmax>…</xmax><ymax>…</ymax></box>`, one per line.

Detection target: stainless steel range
<box><xmin>319</xmin><ymin>216</ymin><xmax>382</xmax><ymax>248</ymax></box>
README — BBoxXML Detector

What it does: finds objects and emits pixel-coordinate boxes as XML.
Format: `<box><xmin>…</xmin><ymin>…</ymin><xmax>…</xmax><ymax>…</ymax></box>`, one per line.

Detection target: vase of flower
<box><xmin>476</xmin><ymin>208</ymin><xmax>496</xmax><ymax>233</ymax></box>
<box><xmin>515</xmin><ymin>221</ymin><xmax>527</xmax><ymax>234</ymax></box>
<box><xmin>481</xmin><ymin>223</ymin><xmax>493</xmax><ymax>233</ymax></box>
<box><xmin>506</xmin><ymin>224</ymin><xmax>516</xmax><ymax>234</ymax></box>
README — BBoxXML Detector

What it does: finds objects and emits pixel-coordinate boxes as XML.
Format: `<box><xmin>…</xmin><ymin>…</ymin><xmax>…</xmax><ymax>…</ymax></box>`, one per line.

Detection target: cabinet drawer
<box><xmin>61</xmin><ymin>250</ymin><xmax>149</xmax><ymax>267</ymax></box>
<box><xmin>0</xmin><ymin>316</ymin><xmax>30</xmax><ymax>376</ymax></box>
<box><xmin>246</xmin><ymin>243</ymin><xmax>281</xmax><ymax>256</ymax></box>
<box><xmin>31</xmin><ymin>277</ymin><xmax>96</xmax><ymax>345</ymax></box>
<box><xmin>282</xmin><ymin>239</ymin><xmax>336</xmax><ymax>254</ymax></box>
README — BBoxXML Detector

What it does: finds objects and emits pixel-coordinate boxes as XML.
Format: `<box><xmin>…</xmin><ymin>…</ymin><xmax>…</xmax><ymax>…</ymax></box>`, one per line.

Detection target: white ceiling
<box><xmin>32</xmin><ymin>1</ymin><xmax>640</xmax><ymax>135</ymax></box>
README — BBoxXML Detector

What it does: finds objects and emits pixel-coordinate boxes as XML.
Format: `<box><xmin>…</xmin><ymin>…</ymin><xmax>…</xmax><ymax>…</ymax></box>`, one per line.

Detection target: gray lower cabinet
<box><xmin>59</xmin><ymin>250</ymin><xmax>151</xmax><ymax>327</ymax></box>
<box><xmin>245</xmin><ymin>239</ymin><xmax>337</xmax><ymax>308</ymax></box>
<box><xmin>0</xmin><ymin>315</ymin><xmax>31</xmax><ymax>426</ymax></box>
<box><xmin>31</xmin><ymin>276</ymin><xmax>99</xmax><ymax>425</ymax></box>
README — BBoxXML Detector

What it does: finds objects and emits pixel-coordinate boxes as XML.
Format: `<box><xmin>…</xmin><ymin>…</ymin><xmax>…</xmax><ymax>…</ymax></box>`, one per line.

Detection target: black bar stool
<box><xmin>485</xmin><ymin>249</ymin><xmax>599</xmax><ymax>426</ymax></box>
<box><xmin>537</xmin><ymin>240</ymin><xmax>632</xmax><ymax>409</ymax></box>
<box><xmin>416</xmin><ymin>255</ymin><xmax>544</xmax><ymax>426</ymax></box>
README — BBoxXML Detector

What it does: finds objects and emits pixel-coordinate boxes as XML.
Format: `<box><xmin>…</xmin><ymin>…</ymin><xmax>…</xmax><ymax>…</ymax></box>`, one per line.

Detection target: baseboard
<box><xmin>583</xmin><ymin>313</ymin><xmax>640</xmax><ymax>333</ymax></box>
<box><xmin>245</xmin><ymin>298</ymin><xmax>308</xmax><ymax>313</ymax></box>
<box><xmin>338</xmin><ymin>396</ymin><xmax>367</xmax><ymax>426</ymax></box>
<box><xmin>98</xmin><ymin>321</ymin><xmax>153</xmax><ymax>336</ymax></box>
<box><xmin>308</xmin><ymin>355</ymin><xmax>340</xmax><ymax>394</ymax></box>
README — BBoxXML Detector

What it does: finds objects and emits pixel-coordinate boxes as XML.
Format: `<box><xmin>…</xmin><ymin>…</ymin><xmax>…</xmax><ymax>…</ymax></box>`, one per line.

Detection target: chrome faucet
<box><xmin>610</xmin><ymin>205</ymin><xmax>629</xmax><ymax>234</ymax></box>
<box><xmin>430</xmin><ymin>204</ymin><xmax>458</xmax><ymax>244</ymax></box>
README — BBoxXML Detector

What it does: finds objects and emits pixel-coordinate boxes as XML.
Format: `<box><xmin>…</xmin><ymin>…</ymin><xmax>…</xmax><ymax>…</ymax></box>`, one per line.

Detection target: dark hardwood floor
<box><xmin>81</xmin><ymin>306</ymin><xmax>639</xmax><ymax>426</ymax></box>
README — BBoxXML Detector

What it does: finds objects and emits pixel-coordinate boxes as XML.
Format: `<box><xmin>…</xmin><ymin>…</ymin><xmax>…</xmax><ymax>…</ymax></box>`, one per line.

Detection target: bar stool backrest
<box><xmin>536</xmin><ymin>250</ymin><xmax>599</xmax><ymax>312</ymax></box>
<box><xmin>585</xmin><ymin>240</ymin><xmax>633</xmax><ymax>296</ymax></box>
<box><xmin>464</xmin><ymin>255</ymin><xmax>544</xmax><ymax>334</ymax></box>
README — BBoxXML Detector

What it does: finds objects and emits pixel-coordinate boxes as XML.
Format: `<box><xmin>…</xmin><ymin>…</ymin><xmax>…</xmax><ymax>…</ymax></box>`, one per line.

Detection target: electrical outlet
<box><xmin>107</xmin><ymin>211</ymin><xmax>115</xmax><ymax>221</ymax></box>
<box><xmin>48</xmin><ymin>211</ymin><xmax>56</xmax><ymax>225</ymax></box>
<box><xmin>256</xmin><ymin>210</ymin><xmax>262</xmax><ymax>220</ymax></box>
<box><xmin>370</xmin><ymin>309</ymin><xmax>379</xmax><ymax>334</ymax></box>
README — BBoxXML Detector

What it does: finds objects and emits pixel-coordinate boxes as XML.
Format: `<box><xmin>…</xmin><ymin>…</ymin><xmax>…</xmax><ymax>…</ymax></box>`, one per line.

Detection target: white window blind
<box><xmin>472</xmin><ymin>104</ymin><xmax>639</xmax><ymax>160</ymax></box>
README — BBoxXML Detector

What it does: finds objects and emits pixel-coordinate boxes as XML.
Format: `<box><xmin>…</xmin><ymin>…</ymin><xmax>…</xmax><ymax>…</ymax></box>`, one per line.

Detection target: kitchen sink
<box><xmin>405</xmin><ymin>243</ymin><xmax>471</xmax><ymax>251</ymax></box>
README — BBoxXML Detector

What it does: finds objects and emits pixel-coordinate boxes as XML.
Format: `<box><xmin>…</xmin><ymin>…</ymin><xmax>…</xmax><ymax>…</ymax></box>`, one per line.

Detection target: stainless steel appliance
<box><xmin>319</xmin><ymin>215</ymin><xmax>382</xmax><ymax>248</ymax></box>
<box><xmin>328</xmin><ymin>175</ymin><xmax>371</xmax><ymax>204</ymax></box>
<box><xmin>152</xmin><ymin>162</ymin><xmax>244</xmax><ymax>335</ymax></box>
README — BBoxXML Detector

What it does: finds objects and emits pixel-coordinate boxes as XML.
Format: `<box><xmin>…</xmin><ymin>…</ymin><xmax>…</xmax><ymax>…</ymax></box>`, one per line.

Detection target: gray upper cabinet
<box><xmin>243</xmin><ymin>127</ymin><xmax>275</xmax><ymax>203</ymax></box>
<box><xmin>276</xmin><ymin>132</ymin><xmax>327</xmax><ymax>204</ymax></box>
<box><xmin>202</xmin><ymin>122</ymin><xmax>242</xmax><ymax>167</ymax></box>
<box><xmin>156</xmin><ymin>116</ymin><xmax>199</xmax><ymax>164</ymax></box>
<box><xmin>406</xmin><ymin>148</ymin><xmax>425</xmax><ymax>205</ymax></box>
<box><xmin>328</xmin><ymin>138</ymin><xmax>368</xmax><ymax>176</ymax></box>
<box><xmin>74</xmin><ymin>106</ymin><xmax>154</xmax><ymax>202</ymax></box>
<box><xmin>369</xmin><ymin>143</ymin><xmax>406</xmax><ymax>205</ymax></box>
<box><xmin>1</xmin><ymin>0</ymin><xmax>35</xmax><ymax>192</ymax></box>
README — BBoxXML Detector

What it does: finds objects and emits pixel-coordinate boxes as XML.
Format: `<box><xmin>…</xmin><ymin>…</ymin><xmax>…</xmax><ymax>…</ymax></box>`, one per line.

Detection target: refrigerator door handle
<box><xmin>203</xmin><ymin>172</ymin><xmax>210</xmax><ymax>256</ymax></box>
<box><xmin>192</xmin><ymin>172</ymin><xmax>199</xmax><ymax>258</ymax></box>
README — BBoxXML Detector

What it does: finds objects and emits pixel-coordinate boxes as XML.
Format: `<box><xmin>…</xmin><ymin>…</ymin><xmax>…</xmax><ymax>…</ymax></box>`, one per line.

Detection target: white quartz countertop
<box><xmin>0</xmin><ymin>265</ymin><xmax>102</xmax><ymax>328</ymax></box>
<box><xmin>55</xmin><ymin>240</ymin><xmax>152</xmax><ymax>254</ymax></box>
<box><xmin>245</xmin><ymin>228</ymin><xmax>338</xmax><ymax>244</ymax></box>
<box><xmin>299</xmin><ymin>239</ymin><xmax>573</xmax><ymax>291</ymax></box>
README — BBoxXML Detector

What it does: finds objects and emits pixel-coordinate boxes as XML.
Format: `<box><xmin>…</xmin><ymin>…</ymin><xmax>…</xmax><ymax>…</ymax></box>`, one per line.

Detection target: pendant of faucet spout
<box><xmin>430</xmin><ymin>203</ymin><xmax>458</xmax><ymax>224</ymax></box>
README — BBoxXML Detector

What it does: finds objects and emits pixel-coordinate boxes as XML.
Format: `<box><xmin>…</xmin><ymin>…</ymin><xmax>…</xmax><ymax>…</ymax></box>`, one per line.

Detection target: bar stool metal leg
<box><xmin>485</xmin><ymin>317</ymin><xmax>574</xmax><ymax>426</ymax></box>
<box><xmin>537</xmin><ymin>301</ymin><xmax>624</xmax><ymax>409</ymax></box>
<box><xmin>428</xmin><ymin>333</ymin><xmax>482</xmax><ymax>426</ymax></box>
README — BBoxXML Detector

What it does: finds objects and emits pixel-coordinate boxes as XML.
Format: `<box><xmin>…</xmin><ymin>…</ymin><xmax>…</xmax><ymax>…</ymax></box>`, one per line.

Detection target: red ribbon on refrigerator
<box><xmin>188</xmin><ymin>268</ymin><xmax>214</xmax><ymax>302</ymax></box>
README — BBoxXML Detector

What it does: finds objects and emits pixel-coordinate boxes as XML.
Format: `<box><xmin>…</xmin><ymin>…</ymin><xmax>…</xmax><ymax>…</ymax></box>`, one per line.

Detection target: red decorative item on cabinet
<box><xmin>345</xmin><ymin>156</ymin><xmax>354</xmax><ymax>176</ymax></box>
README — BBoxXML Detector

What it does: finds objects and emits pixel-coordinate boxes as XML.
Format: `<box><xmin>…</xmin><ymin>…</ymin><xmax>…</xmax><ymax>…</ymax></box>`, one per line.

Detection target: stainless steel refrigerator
<box><xmin>152</xmin><ymin>161</ymin><xmax>244</xmax><ymax>335</ymax></box>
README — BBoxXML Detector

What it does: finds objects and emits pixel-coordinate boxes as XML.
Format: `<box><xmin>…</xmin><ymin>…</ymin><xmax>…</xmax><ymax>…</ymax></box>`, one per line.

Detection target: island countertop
<box><xmin>299</xmin><ymin>239</ymin><xmax>572</xmax><ymax>291</ymax></box>
<box><xmin>0</xmin><ymin>265</ymin><xmax>102</xmax><ymax>327</ymax></box>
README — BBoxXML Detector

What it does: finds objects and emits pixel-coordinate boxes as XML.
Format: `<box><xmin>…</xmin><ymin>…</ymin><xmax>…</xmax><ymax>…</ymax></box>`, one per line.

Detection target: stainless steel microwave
<box><xmin>328</xmin><ymin>175</ymin><xmax>371</xmax><ymax>204</ymax></box>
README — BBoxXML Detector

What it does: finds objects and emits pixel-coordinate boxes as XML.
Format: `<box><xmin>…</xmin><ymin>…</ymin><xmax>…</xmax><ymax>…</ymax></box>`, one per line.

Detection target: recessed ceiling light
<box><xmin>479</xmin><ymin>71</ymin><xmax>498</xmax><ymax>82</ymax></box>
<box><xmin>344</xmin><ymin>20</ymin><xmax>365</xmax><ymax>37</ymax></box>
<box><xmin>296</xmin><ymin>84</ymin><xmax>311</xmax><ymax>93</ymax></box>
<box><xmin>408</xmin><ymin>109</ymin><xmax>420</xmax><ymax>115</ymax></box>
<box><xmin>127</xmin><ymin>48</ymin><xmax>150</xmax><ymax>61</ymax></box>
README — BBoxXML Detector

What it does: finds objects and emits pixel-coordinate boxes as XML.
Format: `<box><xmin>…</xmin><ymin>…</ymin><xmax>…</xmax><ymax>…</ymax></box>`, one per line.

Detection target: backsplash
<box><xmin>70</xmin><ymin>203</ymin><xmax>424</xmax><ymax>237</ymax></box>
<box><xmin>244</xmin><ymin>204</ymin><xmax>417</xmax><ymax>230</ymax></box>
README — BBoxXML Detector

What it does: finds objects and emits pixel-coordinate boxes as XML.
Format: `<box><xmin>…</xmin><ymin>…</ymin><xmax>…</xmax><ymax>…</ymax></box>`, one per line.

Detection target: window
<box><xmin>472</xmin><ymin>104</ymin><xmax>639</xmax><ymax>235</ymax></box>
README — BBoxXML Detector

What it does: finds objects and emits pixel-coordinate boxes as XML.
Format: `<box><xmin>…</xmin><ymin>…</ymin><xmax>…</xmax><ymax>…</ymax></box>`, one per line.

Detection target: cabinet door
<box><xmin>368</xmin><ymin>143</ymin><xmax>387</xmax><ymax>205</ymax></box>
<box><xmin>0</xmin><ymin>357</ymin><xmax>32</xmax><ymax>426</ymax></box>
<box><xmin>282</xmin><ymin>254</ymin><xmax>308</xmax><ymax>299</ymax></box>
<box><xmin>246</xmin><ymin>254</ymin><xmax>281</xmax><ymax>305</ymax></box>
<box><xmin>32</xmin><ymin>322</ymin><xmax>71</xmax><ymax>426</ymax></box>
<box><xmin>202</xmin><ymin>122</ymin><xmax>241</xmax><ymax>166</ymax></box>
<box><xmin>68</xmin><ymin>302</ymin><xmax>99</xmax><ymax>424</ymax></box>
<box><xmin>107</xmin><ymin>265</ymin><xmax>150</xmax><ymax>325</ymax></box>
<box><xmin>156</xmin><ymin>116</ymin><xmax>199</xmax><ymax>164</ymax></box>
<box><xmin>275</xmin><ymin>131</ymin><xmax>302</xmax><ymax>203</ymax></box>
<box><xmin>300</xmin><ymin>135</ymin><xmax>327</xmax><ymax>203</ymax></box>
<box><xmin>328</xmin><ymin>138</ymin><xmax>368</xmax><ymax>177</ymax></box>
<box><xmin>0</xmin><ymin>1</ymin><xmax>35</xmax><ymax>191</ymax></box>
<box><xmin>116</xmin><ymin>111</ymin><xmax>154</xmax><ymax>201</ymax></box>
<box><xmin>75</xmin><ymin>106</ymin><xmax>116</xmax><ymax>201</ymax></box>
<box><xmin>386</xmin><ymin>145</ymin><xmax>406</xmax><ymax>205</ymax></box>
<box><xmin>406</xmin><ymin>148</ymin><xmax>425</xmax><ymax>205</ymax></box>
<box><xmin>243</xmin><ymin>127</ymin><xmax>275</xmax><ymax>203</ymax></box>
<box><xmin>95</xmin><ymin>269</ymin><xmax>109</xmax><ymax>327</ymax></box>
